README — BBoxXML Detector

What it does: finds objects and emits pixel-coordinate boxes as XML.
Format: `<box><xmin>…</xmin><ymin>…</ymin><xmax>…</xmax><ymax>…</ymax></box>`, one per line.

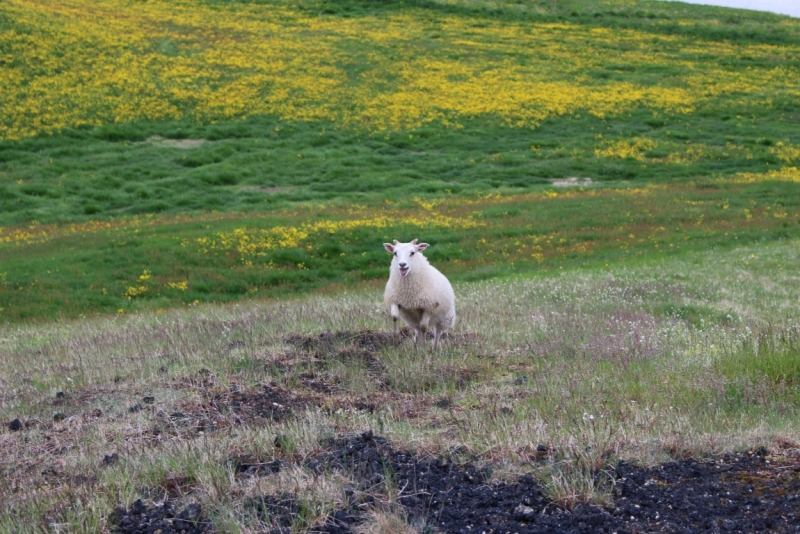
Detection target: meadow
<box><xmin>1</xmin><ymin>240</ymin><xmax>799</xmax><ymax>531</ymax></box>
<box><xmin>1</xmin><ymin>0</ymin><xmax>800</xmax><ymax>531</ymax></box>
<box><xmin>2</xmin><ymin>0</ymin><xmax>800</xmax><ymax>323</ymax></box>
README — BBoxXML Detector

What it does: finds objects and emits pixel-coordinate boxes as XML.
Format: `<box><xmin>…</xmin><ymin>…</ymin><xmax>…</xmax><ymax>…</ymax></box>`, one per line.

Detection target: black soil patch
<box><xmin>208</xmin><ymin>384</ymin><xmax>310</xmax><ymax>423</ymax></box>
<box><xmin>112</xmin><ymin>499</ymin><xmax>209</xmax><ymax>534</ymax></box>
<box><xmin>286</xmin><ymin>329</ymin><xmax>395</xmax><ymax>354</ymax></box>
<box><xmin>307</xmin><ymin>431</ymin><xmax>395</xmax><ymax>489</ymax></box>
<box><xmin>307</xmin><ymin>432</ymin><xmax>800</xmax><ymax>534</ymax></box>
<box><xmin>114</xmin><ymin>433</ymin><xmax>800</xmax><ymax>533</ymax></box>
<box><xmin>279</xmin><ymin>330</ymin><xmax>392</xmax><ymax>398</ymax></box>
<box><xmin>610</xmin><ymin>450</ymin><xmax>800</xmax><ymax>534</ymax></box>
<box><xmin>284</xmin><ymin>329</ymin><xmax>391</xmax><ymax>374</ymax></box>
<box><xmin>158</xmin><ymin>383</ymin><xmax>317</xmax><ymax>437</ymax></box>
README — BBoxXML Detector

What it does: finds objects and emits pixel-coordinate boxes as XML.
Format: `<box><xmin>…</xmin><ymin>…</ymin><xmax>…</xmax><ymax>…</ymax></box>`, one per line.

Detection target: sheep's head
<box><xmin>383</xmin><ymin>239</ymin><xmax>429</xmax><ymax>277</ymax></box>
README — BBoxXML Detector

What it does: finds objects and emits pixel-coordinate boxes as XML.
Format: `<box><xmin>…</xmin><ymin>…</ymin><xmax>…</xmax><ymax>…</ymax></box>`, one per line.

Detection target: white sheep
<box><xmin>383</xmin><ymin>239</ymin><xmax>456</xmax><ymax>349</ymax></box>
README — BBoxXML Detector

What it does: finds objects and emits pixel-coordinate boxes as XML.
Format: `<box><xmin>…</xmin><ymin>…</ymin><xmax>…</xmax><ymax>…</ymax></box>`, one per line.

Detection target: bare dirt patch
<box><xmin>165</xmin><ymin>381</ymin><xmax>319</xmax><ymax>434</ymax></box>
<box><xmin>238</xmin><ymin>185</ymin><xmax>295</xmax><ymax>194</ymax></box>
<box><xmin>286</xmin><ymin>329</ymin><xmax>396</xmax><ymax>354</ymax></box>
<box><xmin>552</xmin><ymin>177</ymin><xmax>593</xmax><ymax>187</ymax></box>
<box><xmin>146</xmin><ymin>135</ymin><xmax>207</xmax><ymax>149</ymax></box>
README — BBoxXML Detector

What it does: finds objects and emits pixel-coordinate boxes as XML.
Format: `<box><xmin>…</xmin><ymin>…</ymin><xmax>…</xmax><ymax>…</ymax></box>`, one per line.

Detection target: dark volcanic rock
<box><xmin>112</xmin><ymin>499</ymin><xmax>210</xmax><ymax>534</ymax></box>
<box><xmin>307</xmin><ymin>431</ymin><xmax>393</xmax><ymax>487</ymax></box>
<box><xmin>309</xmin><ymin>432</ymin><xmax>800</xmax><ymax>534</ymax></box>
<box><xmin>112</xmin><ymin>432</ymin><xmax>800</xmax><ymax>533</ymax></box>
<box><xmin>608</xmin><ymin>453</ymin><xmax>800</xmax><ymax>534</ymax></box>
<box><xmin>8</xmin><ymin>418</ymin><xmax>22</xmax><ymax>431</ymax></box>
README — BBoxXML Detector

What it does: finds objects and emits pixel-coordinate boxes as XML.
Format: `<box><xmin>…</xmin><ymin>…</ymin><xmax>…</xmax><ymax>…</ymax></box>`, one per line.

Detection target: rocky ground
<box><xmin>112</xmin><ymin>432</ymin><xmax>800</xmax><ymax>534</ymax></box>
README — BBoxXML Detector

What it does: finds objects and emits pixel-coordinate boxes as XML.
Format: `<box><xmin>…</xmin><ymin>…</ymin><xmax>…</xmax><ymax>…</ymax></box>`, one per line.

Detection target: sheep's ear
<box><xmin>384</xmin><ymin>243</ymin><xmax>395</xmax><ymax>253</ymax></box>
<box><xmin>411</xmin><ymin>238</ymin><xmax>418</xmax><ymax>245</ymax></box>
<box><xmin>393</xmin><ymin>239</ymin><xmax>400</xmax><ymax>245</ymax></box>
<box><xmin>417</xmin><ymin>242</ymin><xmax>429</xmax><ymax>251</ymax></box>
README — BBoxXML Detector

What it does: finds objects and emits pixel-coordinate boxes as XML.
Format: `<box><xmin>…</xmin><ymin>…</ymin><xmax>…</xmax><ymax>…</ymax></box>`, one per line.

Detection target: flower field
<box><xmin>2</xmin><ymin>0</ymin><xmax>799</xmax><ymax>139</ymax></box>
<box><xmin>1</xmin><ymin>0</ymin><xmax>799</xmax><ymax>230</ymax></box>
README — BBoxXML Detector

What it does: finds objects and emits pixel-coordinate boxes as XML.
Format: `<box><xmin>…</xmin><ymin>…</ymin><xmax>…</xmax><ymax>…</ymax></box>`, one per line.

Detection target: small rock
<box><xmin>128</xmin><ymin>404</ymin><xmax>143</xmax><ymax>413</ymax></box>
<box><xmin>513</xmin><ymin>503</ymin><xmax>536</xmax><ymax>521</ymax></box>
<box><xmin>56</xmin><ymin>391</ymin><xmax>66</xmax><ymax>399</ymax></box>
<box><xmin>614</xmin><ymin>479</ymin><xmax>626</xmax><ymax>497</ymax></box>
<box><xmin>8</xmin><ymin>418</ymin><xmax>22</xmax><ymax>431</ymax></box>
<box><xmin>573</xmin><ymin>502</ymin><xmax>609</xmax><ymax>526</ymax></box>
<box><xmin>143</xmin><ymin>396</ymin><xmax>155</xmax><ymax>404</ymax></box>
<box><xmin>102</xmin><ymin>453</ymin><xmax>119</xmax><ymax>466</ymax></box>
<box><xmin>130</xmin><ymin>498</ymin><xmax>147</xmax><ymax>514</ymax></box>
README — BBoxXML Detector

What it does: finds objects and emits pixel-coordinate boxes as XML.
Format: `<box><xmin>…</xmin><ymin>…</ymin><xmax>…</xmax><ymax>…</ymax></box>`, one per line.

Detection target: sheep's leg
<box><xmin>433</xmin><ymin>325</ymin><xmax>442</xmax><ymax>351</ymax></box>
<box><xmin>419</xmin><ymin>310</ymin><xmax>432</xmax><ymax>348</ymax></box>
<box><xmin>390</xmin><ymin>304</ymin><xmax>400</xmax><ymax>345</ymax></box>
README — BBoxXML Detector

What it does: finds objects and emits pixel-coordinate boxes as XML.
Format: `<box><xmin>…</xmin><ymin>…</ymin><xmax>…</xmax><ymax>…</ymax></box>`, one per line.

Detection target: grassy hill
<box><xmin>2</xmin><ymin>0</ymin><xmax>799</xmax><ymax>322</ymax></box>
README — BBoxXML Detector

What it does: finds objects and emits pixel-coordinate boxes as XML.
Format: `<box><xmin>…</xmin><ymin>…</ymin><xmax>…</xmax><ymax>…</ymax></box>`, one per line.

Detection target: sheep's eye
<box><xmin>410</xmin><ymin>251</ymin><xmax>415</xmax><ymax>256</ymax></box>
<box><xmin>393</xmin><ymin>252</ymin><xmax>397</xmax><ymax>256</ymax></box>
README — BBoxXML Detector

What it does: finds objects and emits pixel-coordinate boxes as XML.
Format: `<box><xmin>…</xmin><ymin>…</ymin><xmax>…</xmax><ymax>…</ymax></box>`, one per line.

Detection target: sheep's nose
<box><xmin>399</xmin><ymin>262</ymin><xmax>407</xmax><ymax>268</ymax></box>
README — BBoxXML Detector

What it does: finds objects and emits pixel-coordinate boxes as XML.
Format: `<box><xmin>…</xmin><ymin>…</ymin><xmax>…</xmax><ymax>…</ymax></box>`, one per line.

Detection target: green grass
<box><xmin>302</xmin><ymin>0</ymin><xmax>800</xmax><ymax>47</ymax></box>
<box><xmin>2</xmin><ymin>179</ymin><xmax>798</xmax><ymax>323</ymax></box>
<box><xmin>2</xmin><ymin>0</ymin><xmax>799</xmax><ymax>226</ymax></box>
<box><xmin>1</xmin><ymin>111</ymin><xmax>797</xmax><ymax>226</ymax></box>
<box><xmin>718</xmin><ymin>327</ymin><xmax>800</xmax><ymax>387</ymax></box>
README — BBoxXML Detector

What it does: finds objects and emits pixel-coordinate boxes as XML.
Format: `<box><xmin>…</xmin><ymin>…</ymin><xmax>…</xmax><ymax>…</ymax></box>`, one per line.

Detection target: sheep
<box><xmin>383</xmin><ymin>239</ymin><xmax>456</xmax><ymax>349</ymax></box>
